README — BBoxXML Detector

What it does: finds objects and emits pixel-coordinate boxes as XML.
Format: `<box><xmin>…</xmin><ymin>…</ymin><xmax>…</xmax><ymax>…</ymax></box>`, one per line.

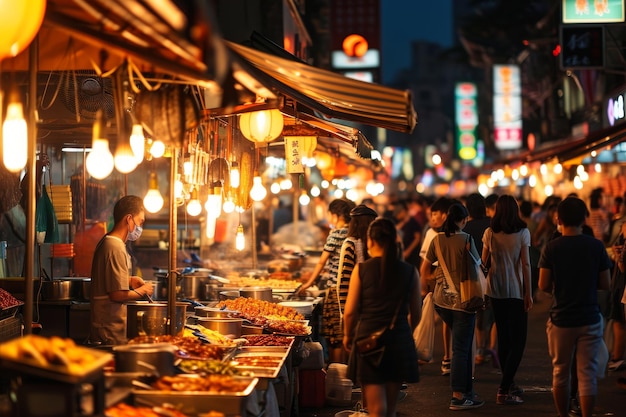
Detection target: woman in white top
<box><xmin>481</xmin><ymin>195</ymin><xmax>533</xmax><ymax>405</ymax></box>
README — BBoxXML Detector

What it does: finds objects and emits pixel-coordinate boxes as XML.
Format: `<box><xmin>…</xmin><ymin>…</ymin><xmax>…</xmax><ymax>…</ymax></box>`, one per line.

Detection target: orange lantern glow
<box><xmin>239</xmin><ymin>109</ymin><xmax>284</xmax><ymax>143</ymax></box>
<box><xmin>342</xmin><ymin>34</ymin><xmax>368</xmax><ymax>58</ymax></box>
<box><xmin>0</xmin><ymin>0</ymin><xmax>47</xmax><ymax>60</ymax></box>
<box><xmin>315</xmin><ymin>152</ymin><xmax>334</xmax><ymax>170</ymax></box>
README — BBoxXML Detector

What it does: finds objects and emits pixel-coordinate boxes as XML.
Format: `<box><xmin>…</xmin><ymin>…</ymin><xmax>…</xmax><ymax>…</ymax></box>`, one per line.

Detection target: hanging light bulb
<box><xmin>239</xmin><ymin>109</ymin><xmax>284</xmax><ymax>143</ymax></box>
<box><xmin>299</xmin><ymin>192</ymin><xmax>311</xmax><ymax>206</ymax></box>
<box><xmin>235</xmin><ymin>224</ymin><xmax>245</xmax><ymax>251</ymax></box>
<box><xmin>230</xmin><ymin>161</ymin><xmax>240</xmax><ymax>189</ymax></box>
<box><xmin>250</xmin><ymin>175</ymin><xmax>267</xmax><ymax>202</ymax></box>
<box><xmin>2</xmin><ymin>92</ymin><xmax>27</xmax><ymax>173</ymax></box>
<box><xmin>270</xmin><ymin>182</ymin><xmax>281</xmax><ymax>194</ymax></box>
<box><xmin>206</xmin><ymin>215</ymin><xmax>217</xmax><ymax>239</ymax></box>
<box><xmin>204</xmin><ymin>182</ymin><xmax>223</xmax><ymax>218</ymax></box>
<box><xmin>150</xmin><ymin>139</ymin><xmax>165</xmax><ymax>158</ymax></box>
<box><xmin>223</xmin><ymin>196</ymin><xmax>235</xmax><ymax>213</ymax></box>
<box><xmin>129</xmin><ymin>124</ymin><xmax>145</xmax><ymax>164</ymax></box>
<box><xmin>86</xmin><ymin>110</ymin><xmax>114</xmax><ymax>179</ymax></box>
<box><xmin>187</xmin><ymin>188</ymin><xmax>202</xmax><ymax>216</ymax></box>
<box><xmin>143</xmin><ymin>172</ymin><xmax>164</xmax><ymax>213</ymax></box>
<box><xmin>114</xmin><ymin>141</ymin><xmax>138</xmax><ymax>173</ymax></box>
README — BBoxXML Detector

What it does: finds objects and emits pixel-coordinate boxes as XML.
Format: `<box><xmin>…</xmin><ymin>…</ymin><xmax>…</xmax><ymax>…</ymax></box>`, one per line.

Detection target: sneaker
<box><xmin>569</xmin><ymin>397</ymin><xmax>582</xmax><ymax>416</ymax></box>
<box><xmin>608</xmin><ymin>359</ymin><xmax>624</xmax><ymax>372</ymax></box>
<box><xmin>449</xmin><ymin>397</ymin><xmax>485</xmax><ymax>410</ymax></box>
<box><xmin>397</xmin><ymin>391</ymin><xmax>408</xmax><ymax>402</ymax></box>
<box><xmin>509</xmin><ymin>383</ymin><xmax>524</xmax><ymax>396</ymax></box>
<box><xmin>496</xmin><ymin>389</ymin><xmax>524</xmax><ymax>405</ymax></box>
<box><xmin>441</xmin><ymin>359</ymin><xmax>451</xmax><ymax>376</ymax></box>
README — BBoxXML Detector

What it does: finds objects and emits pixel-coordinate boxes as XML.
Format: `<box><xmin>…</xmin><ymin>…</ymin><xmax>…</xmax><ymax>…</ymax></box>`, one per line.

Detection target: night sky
<box><xmin>380</xmin><ymin>0</ymin><xmax>454</xmax><ymax>83</ymax></box>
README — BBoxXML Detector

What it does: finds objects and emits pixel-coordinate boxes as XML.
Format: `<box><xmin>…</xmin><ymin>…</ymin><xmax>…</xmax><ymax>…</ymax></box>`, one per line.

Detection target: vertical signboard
<box><xmin>493</xmin><ymin>65</ymin><xmax>523</xmax><ymax>150</ymax></box>
<box><xmin>560</xmin><ymin>25</ymin><xmax>605</xmax><ymax>69</ymax></box>
<box><xmin>455</xmin><ymin>82</ymin><xmax>478</xmax><ymax>160</ymax></box>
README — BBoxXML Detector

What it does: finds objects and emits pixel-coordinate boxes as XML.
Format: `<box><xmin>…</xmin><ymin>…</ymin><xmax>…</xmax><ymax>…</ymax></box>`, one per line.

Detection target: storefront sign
<box><xmin>493</xmin><ymin>65</ymin><xmax>522</xmax><ymax>150</ymax></box>
<box><xmin>284</xmin><ymin>137</ymin><xmax>304</xmax><ymax>174</ymax></box>
<box><xmin>560</xmin><ymin>25</ymin><xmax>605</xmax><ymax>69</ymax></box>
<box><xmin>455</xmin><ymin>82</ymin><xmax>478</xmax><ymax>160</ymax></box>
<box><xmin>607</xmin><ymin>89</ymin><xmax>626</xmax><ymax>126</ymax></box>
<box><xmin>562</xmin><ymin>0</ymin><xmax>624</xmax><ymax>23</ymax></box>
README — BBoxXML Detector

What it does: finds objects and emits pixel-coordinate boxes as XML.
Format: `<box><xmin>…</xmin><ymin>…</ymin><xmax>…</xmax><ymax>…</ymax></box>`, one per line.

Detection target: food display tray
<box><xmin>132</xmin><ymin>376</ymin><xmax>258</xmax><ymax>416</ymax></box>
<box><xmin>0</xmin><ymin>302</ymin><xmax>23</xmax><ymax>320</ymax></box>
<box><xmin>0</xmin><ymin>336</ymin><xmax>112</xmax><ymax>384</ymax></box>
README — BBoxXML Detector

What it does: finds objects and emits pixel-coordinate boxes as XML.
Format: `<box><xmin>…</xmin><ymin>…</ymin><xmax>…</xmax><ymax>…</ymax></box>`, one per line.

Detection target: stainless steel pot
<box><xmin>79</xmin><ymin>278</ymin><xmax>91</xmax><ymax>301</ymax></box>
<box><xmin>179</xmin><ymin>274</ymin><xmax>210</xmax><ymax>300</ymax></box>
<box><xmin>148</xmin><ymin>280</ymin><xmax>168</xmax><ymax>301</ymax></box>
<box><xmin>203</xmin><ymin>282</ymin><xmax>223</xmax><ymax>300</ymax></box>
<box><xmin>239</xmin><ymin>286</ymin><xmax>273</xmax><ymax>302</ymax></box>
<box><xmin>126</xmin><ymin>302</ymin><xmax>188</xmax><ymax>339</ymax></box>
<box><xmin>219</xmin><ymin>290</ymin><xmax>240</xmax><ymax>301</ymax></box>
<box><xmin>113</xmin><ymin>343</ymin><xmax>177</xmax><ymax>376</ymax></box>
<box><xmin>196</xmin><ymin>317</ymin><xmax>243</xmax><ymax>338</ymax></box>
<box><xmin>41</xmin><ymin>278</ymin><xmax>85</xmax><ymax>301</ymax></box>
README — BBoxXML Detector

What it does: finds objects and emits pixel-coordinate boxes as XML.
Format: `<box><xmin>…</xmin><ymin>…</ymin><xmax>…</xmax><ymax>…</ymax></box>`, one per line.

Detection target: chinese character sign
<box><xmin>455</xmin><ymin>82</ymin><xmax>479</xmax><ymax>160</ymax></box>
<box><xmin>284</xmin><ymin>136</ymin><xmax>304</xmax><ymax>173</ymax></box>
<box><xmin>493</xmin><ymin>65</ymin><xmax>522</xmax><ymax>150</ymax></box>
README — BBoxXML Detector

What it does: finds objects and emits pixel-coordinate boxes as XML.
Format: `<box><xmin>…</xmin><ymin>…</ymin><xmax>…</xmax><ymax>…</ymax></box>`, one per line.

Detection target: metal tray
<box><xmin>0</xmin><ymin>302</ymin><xmax>23</xmax><ymax>320</ymax></box>
<box><xmin>132</xmin><ymin>376</ymin><xmax>258</xmax><ymax>416</ymax></box>
<box><xmin>0</xmin><ymin>335</ymin><xmax>112</xmax><ymax>384</ymax></box>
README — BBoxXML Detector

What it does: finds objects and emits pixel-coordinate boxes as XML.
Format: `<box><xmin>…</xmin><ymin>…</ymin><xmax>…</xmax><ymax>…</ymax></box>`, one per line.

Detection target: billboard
<box><xmin>493</xmin><ymin>65</ymin><xmax>523</xmax><ymax>150</ymax></box>
<box><xmin>562</xmin><ymin>0</ymin><xmax>624</xmax><ymax>23</ymax></box>
<box><xmin>455</xmin><ymin>83</ymin><xmax>479</xmax><ymax>160</ymax></box>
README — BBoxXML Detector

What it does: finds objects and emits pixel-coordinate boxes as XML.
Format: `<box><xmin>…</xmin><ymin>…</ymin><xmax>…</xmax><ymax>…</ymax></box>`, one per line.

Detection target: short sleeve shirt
<box><xmin>323</xmin><ymin>227</ymin><xmax>348</xmax><ymax>286</ymax></box>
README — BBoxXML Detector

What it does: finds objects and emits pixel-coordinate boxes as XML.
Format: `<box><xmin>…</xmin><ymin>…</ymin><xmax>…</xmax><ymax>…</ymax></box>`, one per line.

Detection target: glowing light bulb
<box><xmin>2</xmin><ymin>101</ymin><xmax>27</xmax><ymax>173</ymax></box>
<box><xmin>235</xmin><ymin>225</ymin><xmax>245</xmax><ymax>251</ymax></box>
<box><xmin>230</xmin><ymin>162</ymin><xmax>240</xmax><ymax>188</ymax></box>
<box><xmin>150</xmin><ymin>140</ymin><xmax>165</xmax><ymax>158</ymax></box>
<box><xmin>250</xmin><ymin>176</ymin><xmax>267</xmax><ymax>201</ymax></box>
<box><xmin>223</xmin><ymin>198</ymin><xmax>235</xmax><ymax>213</ymax></box>
<box><xmin>270</xmin><ymin>182</ymin><xmax>281</xmax><ymax>194</ymax></box>
<box><xmin>86</xmin><ymin>138</ymin><xmax>114</xmax><ymax>179</ymax></box>
<box><xmin>143</xmin><ymin>172</ymin><xmax>164</xmax><ymax>213</ymax></box>
<box><xmin>114</xmin><ymin>142</ymin><xmax>138</xmax><ymax>173</ymax></box>
<box><xmin>187</xmin><ymin>189</ymin><xmax>202</xmax><ymax>216</ymax></box>
<box><xmin>299</xmin><ymin>193</ymin><xmax>310</xmax><ymax>206</ymax></box>
<box><xmin>129</xmin><ymin>124</ymin><xmax>145</xmax><ymax>164</ymax></box>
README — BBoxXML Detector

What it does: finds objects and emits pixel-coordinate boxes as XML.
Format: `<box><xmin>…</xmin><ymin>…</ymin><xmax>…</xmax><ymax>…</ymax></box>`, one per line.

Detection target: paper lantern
<box><xmin>0</xmin><ymin>0</ymin><xmax>46</xmax><ymax>61</ymax></box>
<box><xmin>239</xmin><ymin>109</ymin><xmax>284</xmax><ymax>143</ymax></box>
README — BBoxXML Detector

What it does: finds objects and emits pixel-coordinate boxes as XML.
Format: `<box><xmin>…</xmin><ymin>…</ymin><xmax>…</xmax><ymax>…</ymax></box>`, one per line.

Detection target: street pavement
<box><xmin>299</xmin><ymin>291</ymin><xmax>626</xmax><ymax>417</ymax></box>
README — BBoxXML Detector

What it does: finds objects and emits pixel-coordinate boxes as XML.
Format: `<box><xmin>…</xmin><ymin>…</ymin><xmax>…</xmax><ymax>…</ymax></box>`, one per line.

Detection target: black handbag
<box><xmin>355</xmin><ymin>286</ymin><xmax>405</xmax><ymax>354</ymax></box>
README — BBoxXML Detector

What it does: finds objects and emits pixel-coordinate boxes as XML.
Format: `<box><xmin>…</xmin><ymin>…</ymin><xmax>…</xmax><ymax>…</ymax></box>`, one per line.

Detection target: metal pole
<box><xmin>24</xmin><ymin>38</ymin><xmax>38</xmax><ymax>335</ymax></box>
<box><xmin>168</xmin><ymin>149</ymin><xmax>178</xmax><ymax>335</ymax></box>
<box><xmin>251</xmin><ymin>203</ymin><xmax>257</xmax><ymax>270</ymax></box>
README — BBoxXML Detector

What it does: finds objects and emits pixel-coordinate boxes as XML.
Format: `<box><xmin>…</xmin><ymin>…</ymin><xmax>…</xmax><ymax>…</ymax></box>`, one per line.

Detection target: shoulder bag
<box><xmin>459</xmin><ymin>234</ymin><xmax>487</xmax><ymax>311</ymax></box>
<box><xmin>355</xmin><ymin>266</ymin><xmax>410</xmax><ymax>354</ymax></box>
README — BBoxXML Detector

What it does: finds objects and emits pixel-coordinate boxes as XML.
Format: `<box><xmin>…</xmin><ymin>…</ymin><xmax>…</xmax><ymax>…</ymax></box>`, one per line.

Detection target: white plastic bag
<box><xmin>414</xmin><ymin>292</ymin><xmax>436</xmax><ymax>362</ymax></box>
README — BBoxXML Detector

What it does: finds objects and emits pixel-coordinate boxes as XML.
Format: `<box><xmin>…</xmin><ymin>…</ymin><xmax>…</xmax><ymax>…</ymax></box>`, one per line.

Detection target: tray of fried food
<box><xmin>0</xmin><ymin>334</ymin><xmax>112</xmax><ymax>383</ymax></box>
<box><xmin>177</xmin><ymin>358</ymin><xmax>252</xmax><ymax>376</ymax></box>
<box><xmin>105</xmin><ymin>402</ymin><xmax>193</xmax><ymax>417</ymax></box>
<box><xmin>133</xmin><ymin>374</ymin><xmax>258</xmax><ymax>416</ymax></box>
<box><xmin>128</xmin><ymin>335</ymin><xmax>234</xmax><ymax>361</ymax></box>
<box><xmin>266</xmin><ymin>319</ymin><xmax>312</xmax><ymax>336</ymax></box>
<box><xmin>240</xmin><ymin>334</ymin><xmax>294</xmax><ymax>353</ymax></box>
<box><xmin>183</xmin><ymin>325</ymin><xmax>239</xmax><ymax>347</ymax></box>
<box><xmin>216</xmin><ymin>297</ymin><xmax>303</xmax><ymax>322</ymax></box>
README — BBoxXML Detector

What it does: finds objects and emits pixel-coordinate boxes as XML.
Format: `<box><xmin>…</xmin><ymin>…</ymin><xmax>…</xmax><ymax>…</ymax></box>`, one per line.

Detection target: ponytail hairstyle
<box><xmin>367</xmin><ymin>218</ymin><xmax>400</xmax><ymax>291</ymax></box>
<box><xmin>442</xmin><ymin>203</ymin><xmax>469</xmax><ymax>237</ymax></box>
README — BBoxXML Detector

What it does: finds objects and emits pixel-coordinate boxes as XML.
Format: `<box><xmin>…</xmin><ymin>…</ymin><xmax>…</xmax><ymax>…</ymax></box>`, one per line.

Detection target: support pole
<box><xmin>168</xmin><ymin>149</ymin><xmax>178</xmax><ymax>335</ymax></box>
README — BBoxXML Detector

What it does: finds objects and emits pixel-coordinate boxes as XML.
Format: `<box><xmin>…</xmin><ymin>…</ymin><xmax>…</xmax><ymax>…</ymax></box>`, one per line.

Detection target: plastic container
<box><xmin>327</xmin><ymin>363</ymin><xmax>348</xmax><ymax>380</ymax></box>
<box><xmin>325</xmin><ymin>377</ymin><xmax>352</xmax><ymax>406</ymax></box>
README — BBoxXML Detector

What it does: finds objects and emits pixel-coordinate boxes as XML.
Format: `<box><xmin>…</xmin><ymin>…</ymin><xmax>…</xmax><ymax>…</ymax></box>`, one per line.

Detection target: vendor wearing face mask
<box><xmin>89</xmin><ymin>195</ymin><xmax>154</xmax><ymax>345</ymax></box>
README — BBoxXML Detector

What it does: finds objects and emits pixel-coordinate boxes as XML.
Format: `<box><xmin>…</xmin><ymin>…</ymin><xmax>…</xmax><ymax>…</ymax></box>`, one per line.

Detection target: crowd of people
<box><xmin>297</xmin><ymin>188</ymin><xmax>626</xmax><ymax>417</ymax></box>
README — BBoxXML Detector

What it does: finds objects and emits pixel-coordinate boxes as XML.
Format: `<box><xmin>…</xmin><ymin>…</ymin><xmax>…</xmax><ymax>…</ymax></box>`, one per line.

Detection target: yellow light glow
<box><xmin>235</xmin><ymin>225</ymin><xmax>245</xmax><ymax>251</ymax></box>
<box><xmin>2</xmin><ymin>101</ymin><xmax>27</xmax><ymax>173</ymax></box>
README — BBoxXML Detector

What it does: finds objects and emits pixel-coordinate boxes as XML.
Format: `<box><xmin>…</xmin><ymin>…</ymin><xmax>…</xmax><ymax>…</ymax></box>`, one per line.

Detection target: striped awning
<box><xmin>226</xmin><ymin>41</ymin><xmax>418</xmax><ymax>134</ymax></box>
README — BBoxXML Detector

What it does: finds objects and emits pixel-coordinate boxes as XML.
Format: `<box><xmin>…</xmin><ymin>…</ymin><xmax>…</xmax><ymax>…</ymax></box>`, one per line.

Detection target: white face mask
<box><xmin>127</xmin><ymin>217</ymin><xmax>143</xmax><ymax>242</ymax></box>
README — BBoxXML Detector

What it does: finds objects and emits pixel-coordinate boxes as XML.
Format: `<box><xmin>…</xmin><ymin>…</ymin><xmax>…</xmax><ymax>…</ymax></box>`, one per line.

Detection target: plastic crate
<box><xmin>0</xmin><ymin>316</ymin><xmax>22</xmax><ymax>342</ymax></box>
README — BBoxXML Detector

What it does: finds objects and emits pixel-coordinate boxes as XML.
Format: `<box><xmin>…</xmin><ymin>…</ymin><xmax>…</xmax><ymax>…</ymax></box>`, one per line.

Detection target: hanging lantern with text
<box><xmin>239</xmin><ymin>109</ymin><xmax>284</xmax><ymax>143</ymax></box>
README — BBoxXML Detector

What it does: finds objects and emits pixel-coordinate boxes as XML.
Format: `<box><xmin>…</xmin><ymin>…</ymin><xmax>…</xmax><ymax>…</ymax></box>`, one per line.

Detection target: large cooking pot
<box><xmin>219</xmin><ymin>290</ymin><xmax>240</xmax><ymax>301</ymax></box>
<box><xmin>126</xmin><ymin>302</ymin><xmax>188</xmax><ymax>339</ymax></box>
<box><xmin>239</xmin><ymin>286</ymin><xmax>273</xmax><ymax>302</ymax></box>
<box><xmin>196</xmin><ymin>317</ymin><xmax>243</xmax><ymax>338</ymax></box>
<box><xmin>113</xmin><ymin>343</ymin><xmax>177</xmax><ymax>376</ymax></box>
<box><xmin>41</xmin><ymin>278</ymin><xmax>86</xmax><ymax>301</ymax></box>
<box><xmin>194</xmin><ymin>306</ymin><xmax>238</xmax><ymax>318</ymax></box>
<box><xmin>203</xmin><ymin>282</ymin><xmax>223</xmax><ymax>301</ymax></box>
<box><xmin>79</xmin><ymin>278</ymin><xmax>91</xmax><ymax>301</ymax></box>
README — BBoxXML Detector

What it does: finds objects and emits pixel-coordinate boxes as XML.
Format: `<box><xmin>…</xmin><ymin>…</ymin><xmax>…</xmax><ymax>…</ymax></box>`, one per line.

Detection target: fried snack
<box><xmin>152</xmin><ymin>374</ymin><xmax>251</xmax><ymax>393</ymax></box>
<box><xmin>217</xmin><ymin>297</ymin><xmax>303</xmax><ymax>321</ymax></box>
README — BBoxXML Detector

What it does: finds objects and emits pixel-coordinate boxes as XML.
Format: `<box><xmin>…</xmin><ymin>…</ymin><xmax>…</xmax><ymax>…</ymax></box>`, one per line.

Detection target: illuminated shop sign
<box><xmin>607</xmin><ymin>90</ymin><xmax>626</xmax><ymax>127</ymax></box>
<box><xmin>562</xmin><ymin>0</ymin><xmax>625</xmax><ymax>23</ymax></box>
<box><xmin>493</xmin><ymin>64</ymin><xmax>522</xmax><ymax>150</ymax></box>
<box><xmin>455</xmin><ymin>82</ymin><xmax>478</xmax><ymax>160</ymax></box>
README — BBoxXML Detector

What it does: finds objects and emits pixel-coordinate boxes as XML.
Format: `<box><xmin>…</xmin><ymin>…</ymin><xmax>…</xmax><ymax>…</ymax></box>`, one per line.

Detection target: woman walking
<box><xmin>344</xmin><ymin>218</ymin><xmax>421</xmax><ymax>417</ymax></box>
<box><xmin>420</xmin><ymin>203</ymin><xmax>484</xmax><ymax>410</ymax></box>
<box><xmin>334</xmin><ymin>204</ymin><xmax>378</xmax><ymax>363</ymax></box>
<box><xmin>481</xmin><ymin>195</ymin><xmax>533</xmax><ymax>405</ymax></box>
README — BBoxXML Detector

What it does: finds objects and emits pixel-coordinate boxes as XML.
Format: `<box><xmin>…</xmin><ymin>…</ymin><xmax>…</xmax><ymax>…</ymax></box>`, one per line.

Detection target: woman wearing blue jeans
<box><xmin>420</xmin><ymin>203</ymin><xmax>484</xmax><ymax>411</ymax></box>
